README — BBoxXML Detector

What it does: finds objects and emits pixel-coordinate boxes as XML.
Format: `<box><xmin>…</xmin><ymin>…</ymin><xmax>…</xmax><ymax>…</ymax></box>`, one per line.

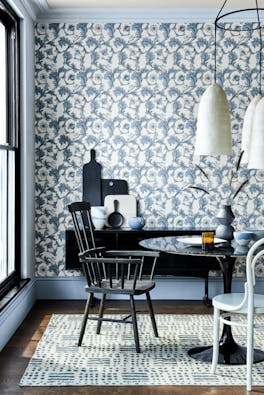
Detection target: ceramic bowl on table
<box><xmin>233</xmin><ymin>231</ymin><xmax>254</xmax><ymax>247</ymax></box>
<box><xmin>90</xmin><ymin>206</ymin><xmax>107</xmax><ymax>229</ymax></box>
<box><xmin>128</xmin><ymin>216</ymin><xmax>146</xmax><ymax>230</ymax></box>
<box><xmin>247</xmin><ymin>230</ymin><xmax>264</xmax><ymax>241</ymax></box>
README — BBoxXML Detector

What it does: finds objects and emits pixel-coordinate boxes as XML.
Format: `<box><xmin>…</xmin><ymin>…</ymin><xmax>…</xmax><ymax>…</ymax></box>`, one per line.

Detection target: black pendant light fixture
<box><xmin>215</xmin><ymin>0</ymin><xmax>264</xmax><ymax>169</ymax></box>
<box><xmin>195</xmin><ymin>0</ymin><xmax>264</xmax><ymax>163</ymax></box>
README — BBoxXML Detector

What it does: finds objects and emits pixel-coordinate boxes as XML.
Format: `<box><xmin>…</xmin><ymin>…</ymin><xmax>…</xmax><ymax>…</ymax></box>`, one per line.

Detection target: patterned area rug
<box><xmin>20</xmin><ymin>314</ymin><xmax>264</xmax><ymax>387</ymax></box>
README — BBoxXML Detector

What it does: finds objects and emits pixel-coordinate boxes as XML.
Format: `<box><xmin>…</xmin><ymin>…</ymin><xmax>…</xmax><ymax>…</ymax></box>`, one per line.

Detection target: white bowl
<box><xmin>233</xmin><ymin>231</ymin><xmax>254</xmax><ymax>246</ymax></box>
<box><xmin>90</xmin><ymin>206</ymin><xmax>107</xmax><ymax>229</ymax></box>
<box><xmin>91</xmin><ymin>218</ymin><xmax>105</xmax><ymax>230</ymax></box>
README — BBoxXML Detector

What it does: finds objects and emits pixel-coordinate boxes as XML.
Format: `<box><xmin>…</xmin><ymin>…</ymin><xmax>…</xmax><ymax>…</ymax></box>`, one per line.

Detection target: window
<box><xmin>0</xmin><ymin>1</ymin><xmax>20</xmax><ymax>300</ymax></box>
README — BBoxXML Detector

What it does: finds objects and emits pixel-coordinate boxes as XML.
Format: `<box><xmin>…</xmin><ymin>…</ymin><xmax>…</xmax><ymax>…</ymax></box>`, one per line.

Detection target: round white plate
<box><xmin>177</xmin><ymin>236</ymin><xmax>227</xmax><ymax>246</ymax></box>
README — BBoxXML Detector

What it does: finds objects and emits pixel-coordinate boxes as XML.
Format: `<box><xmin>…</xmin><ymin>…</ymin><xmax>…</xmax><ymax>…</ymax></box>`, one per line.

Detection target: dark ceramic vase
<box><xmin>215</xmin><ymin>204</ymin><xmax>235</xmax><ymax>242</ymax></box>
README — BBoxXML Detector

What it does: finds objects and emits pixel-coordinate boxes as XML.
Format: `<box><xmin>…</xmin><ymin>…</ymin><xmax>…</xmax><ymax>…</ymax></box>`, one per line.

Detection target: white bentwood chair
<box><xmin>211</xmin><ymin>237</ymin><xmax>264</xmax><ymax>391</ymax></box>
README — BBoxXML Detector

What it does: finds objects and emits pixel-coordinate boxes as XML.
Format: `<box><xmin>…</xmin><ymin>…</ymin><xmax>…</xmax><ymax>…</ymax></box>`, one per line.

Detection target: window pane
<box><xmin>8</xmin><ymin>150</ymin><xmax>15</xmax><ymax>275</ymax></box>
<box><xmin>0</xmin><ymin>150</ymin><xmax>7</xmax><ymax>282</ymax></box>
<box><xmin>0</xmin><ymin>22</ymin><xmax>6</xmax><ymax>145</ymax></box>
<box><xmin>0</xmin><ymin>3</ymin><xmax>20</xmax><ymax>295</ymax></box>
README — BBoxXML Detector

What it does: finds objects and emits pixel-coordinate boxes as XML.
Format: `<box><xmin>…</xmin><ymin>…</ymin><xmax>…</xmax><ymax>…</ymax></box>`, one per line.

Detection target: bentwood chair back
<box><xmin>68</xmin><ymin>201</ymin><xmax>160</xmax><ymax>353</ymax></box>
<box><xmin>211</xmin><ymin>238</ymin><xmax>264</xmax><ymax>391</ymax></box>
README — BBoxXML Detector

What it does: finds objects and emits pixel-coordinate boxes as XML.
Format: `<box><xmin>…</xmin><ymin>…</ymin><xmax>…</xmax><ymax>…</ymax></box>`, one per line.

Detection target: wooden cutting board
<box><xmin>104</xmin><ymin>194</ymin><xmax>137</xmax><ymax>228</ymax></box>
<box><xmin>83</xmin><ymin>150</ymin><xmax>129</xmax><ymax>206</ymax></box>
<box><xmin>101</xmin><ymin>179</ymin><xmax>128</xmax><ymax>202</ymax></box>
<box><xmin>82</xmin><ymin>149</ymin><xmax>102</xmax><ymax>206</ymax></box>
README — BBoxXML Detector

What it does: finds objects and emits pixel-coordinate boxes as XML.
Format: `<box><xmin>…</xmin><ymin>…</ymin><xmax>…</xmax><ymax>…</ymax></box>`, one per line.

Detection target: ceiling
<box><xmin>46</xmin><ymin>0</ymin><xmax>255</xmax><ymax>8</ymax></box>
<box><xmin>27</xmin><ymin>0</ymin><xmax>264</xmax><ymax>22</ymax></box>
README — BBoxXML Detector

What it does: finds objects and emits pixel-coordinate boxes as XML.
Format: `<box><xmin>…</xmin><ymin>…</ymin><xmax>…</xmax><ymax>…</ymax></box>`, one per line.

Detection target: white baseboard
<box><xmin>35</xmin><ymin>276</ymin><xmax>260</xmax><ymax>300</ymax></box>
<box><xmin>0</xmin><ymin>279</ymin><xmax>36</xmax><ymax>351</ymax></box>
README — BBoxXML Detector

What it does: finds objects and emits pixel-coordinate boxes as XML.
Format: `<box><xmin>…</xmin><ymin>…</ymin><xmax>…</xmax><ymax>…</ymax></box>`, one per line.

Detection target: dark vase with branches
<box><xmin>186</xmin><ymin>151</ymin><xmax>249</xmax><ymax>242</ymax></box>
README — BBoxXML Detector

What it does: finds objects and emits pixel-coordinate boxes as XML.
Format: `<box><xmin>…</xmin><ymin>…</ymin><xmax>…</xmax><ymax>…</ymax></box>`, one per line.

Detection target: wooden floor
<box><xmin>0</xmin><ymin>299</ymin><xmax>263</xmax><ymax>395</ymax></box>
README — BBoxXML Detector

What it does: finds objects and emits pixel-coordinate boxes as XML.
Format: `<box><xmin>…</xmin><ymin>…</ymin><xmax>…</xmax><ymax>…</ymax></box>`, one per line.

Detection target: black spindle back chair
<box><xmin>68</xmin><ymin>201</ymin><xmax>160</xmax><ymax>353</ymax></box>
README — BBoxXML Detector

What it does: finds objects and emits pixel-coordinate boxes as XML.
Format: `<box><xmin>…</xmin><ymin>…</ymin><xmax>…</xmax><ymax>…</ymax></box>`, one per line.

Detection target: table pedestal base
<box><xmin>188</xmin><ymin>344</ymin><xmax>264</xmax><ymax>365</ymax></box>
<box><xmin>188</xmin><ymin>255</ymin><xmax>264</xmax><ymax>365</ymax></box>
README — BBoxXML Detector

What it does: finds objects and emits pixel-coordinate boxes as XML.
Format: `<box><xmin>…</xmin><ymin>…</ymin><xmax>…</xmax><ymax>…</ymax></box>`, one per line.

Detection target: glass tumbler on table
<box><xmin>202</xmin><ymin>232</ymin><xmax>215</xmax><ymax>251</ymax></box>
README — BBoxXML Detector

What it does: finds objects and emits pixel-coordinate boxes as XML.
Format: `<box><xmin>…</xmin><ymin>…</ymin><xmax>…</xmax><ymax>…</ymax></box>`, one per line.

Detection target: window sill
<box><xmin>0</xmin><ymin>279</ymin><xmax>30</xmax><ymax>313</ymax></box>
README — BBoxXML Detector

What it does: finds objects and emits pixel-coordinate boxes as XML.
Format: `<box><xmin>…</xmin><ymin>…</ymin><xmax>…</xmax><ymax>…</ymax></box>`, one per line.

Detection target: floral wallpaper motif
<box><xmin>35</xmin><ymin>22</ymin><xmax>264</xmax><ymax>278</ymax></box>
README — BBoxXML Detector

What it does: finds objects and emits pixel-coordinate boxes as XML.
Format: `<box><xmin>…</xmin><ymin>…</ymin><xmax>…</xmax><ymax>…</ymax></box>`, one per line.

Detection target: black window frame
<box><xmin>0</xmin><ymin>0</ymin><xmax>21</xmax><ymax>301</ymax></box>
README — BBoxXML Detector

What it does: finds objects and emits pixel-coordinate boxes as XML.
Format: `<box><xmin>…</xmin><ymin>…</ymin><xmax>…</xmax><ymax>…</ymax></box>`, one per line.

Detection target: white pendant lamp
<box><xmin>194</xmin><ymin>83</ymin><xmax>232</xmax><ymax>156</ymax></box>
<box><xmin>241</xmin><ymin>94</ymin><xmax>262</xmax><ymax>163</ymax></box>
<box><xmin>248</xmin><ymin>97</ymin><xmax>264</xmax><ymax>169</ymax></box>
<box><xmin>194</xmin><ymin>5</ymin><xmax>232</xmax><ymax>156</ymax></box>
<box><xmin>245</xmin><ymin>1</ymin><xmax>264</xmax><ymax>169</ymax></box>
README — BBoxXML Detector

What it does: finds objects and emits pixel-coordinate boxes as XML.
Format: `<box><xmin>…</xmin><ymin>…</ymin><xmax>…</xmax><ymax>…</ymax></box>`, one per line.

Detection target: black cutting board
<box><xmin>102</xmin><ymin>179</ymin><xmax>128</xmax><ymax>203</ymax></box>
<box><xmin>83</xmin><ymin>149</ymin><xmax>102</xmax><ymax>206</ymax></box>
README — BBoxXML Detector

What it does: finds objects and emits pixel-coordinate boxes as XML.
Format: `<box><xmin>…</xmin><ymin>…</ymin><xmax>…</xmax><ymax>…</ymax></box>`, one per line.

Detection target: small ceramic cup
<box><xmin>128</xmin><ymin>216</ymin><xmax>146</xmax><ymax>230</ymax></box>
<box><xmin>90</xmin><ymin>206</ymin><xmax>107</xmax><ymax>230</ymax></box>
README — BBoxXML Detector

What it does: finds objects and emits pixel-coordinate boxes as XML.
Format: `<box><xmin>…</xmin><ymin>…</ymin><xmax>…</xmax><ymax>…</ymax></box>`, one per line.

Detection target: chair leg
<box><xmin>211</xmin><ymin>306</ymin><xmax>220</xmax><ymax>373</ymax></box>
<box><xmin>246</xmin><ymin>313</ymin><xmax>254</xmax><ymax>391</ymax></box>
<box><xmin>146</xmin><ymin>291</ymin><xmax>158</xmax><ymax>337</ymax></box>
<box><xmin>78</xmin><ymin>292</ymin><xmax>93</xmax><ymax>347</ymax></box>
<box><xmin>130</xmin><ymin>295</ymin><xmax>140</xmax><ymax>353</ymax></box>
<box><xmin>96</xmin><ymin>293</ymin><xmax>106</xmax><ymax>335</ymax></box>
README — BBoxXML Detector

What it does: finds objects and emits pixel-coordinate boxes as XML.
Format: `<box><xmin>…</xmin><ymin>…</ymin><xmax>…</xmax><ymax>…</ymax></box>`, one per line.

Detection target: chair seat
<box><xmin>213</xmin><ymin>293</ymin><xmax>264</xmax><ymax>314</ymax></box>
<box><xmin>85</xmin><ymin>279</ymin><xmax>156</xmax><ymax>295</ymax></box>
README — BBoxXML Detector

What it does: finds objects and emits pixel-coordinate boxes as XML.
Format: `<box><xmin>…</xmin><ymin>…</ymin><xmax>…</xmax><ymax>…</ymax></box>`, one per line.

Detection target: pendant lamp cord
<box><xmin>214</xmin><ymin>0</ymin><xmax>228</xmax><ymax>84</ymax></box>
<box><xmin>215</xmin><ymin>0</ymin><xmax>263</xmax><ymax>94</ymax></box>
<box><xmin>256</xmin><ymin>0</ymin><xmax>262</xmax><ymax>95</ymax></box>
<box><xmin>214</xmin><ymin>23</ymin><xmax>217</xmax><ymax>84</ymax></box>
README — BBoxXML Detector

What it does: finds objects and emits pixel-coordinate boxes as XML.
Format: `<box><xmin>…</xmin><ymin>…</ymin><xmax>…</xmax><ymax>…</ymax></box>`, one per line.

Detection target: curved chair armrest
<box><xmin>105</xmin><ymin>250</ymin><xmax>160</xmax><ymax>258</ymax></box>
<box><xmin>79</xmin><ymin>246</ymin><xmax>107</xmax><ymax>259</ymax></box>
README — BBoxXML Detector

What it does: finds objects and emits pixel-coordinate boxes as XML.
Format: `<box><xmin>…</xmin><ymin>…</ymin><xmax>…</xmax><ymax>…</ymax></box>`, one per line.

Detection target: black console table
<box><xmin>65</xmin><ymin>228</ymin><xmax>220</xmax><ymax>304</ymax></box>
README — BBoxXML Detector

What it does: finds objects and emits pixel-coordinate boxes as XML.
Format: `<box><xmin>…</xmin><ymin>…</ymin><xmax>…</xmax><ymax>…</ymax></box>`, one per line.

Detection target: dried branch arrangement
<box><xmin>185</xmin><ymin>151</ymin><xmax>249</xmax><ymax>202</ymax></box>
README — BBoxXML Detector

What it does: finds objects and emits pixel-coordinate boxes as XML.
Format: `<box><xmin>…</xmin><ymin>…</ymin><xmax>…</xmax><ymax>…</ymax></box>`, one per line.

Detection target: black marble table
<box><xmin>139</xmin><ymin>235</ymin><xmax>264</xmax><ymax>365</ymax></box>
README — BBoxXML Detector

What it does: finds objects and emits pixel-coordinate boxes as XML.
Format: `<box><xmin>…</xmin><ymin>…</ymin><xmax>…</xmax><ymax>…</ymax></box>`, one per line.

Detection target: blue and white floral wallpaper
<box><xmin>35</xmin><ymin>22</ymin><xmax>264</xmax><ymax>277</ymax></box>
